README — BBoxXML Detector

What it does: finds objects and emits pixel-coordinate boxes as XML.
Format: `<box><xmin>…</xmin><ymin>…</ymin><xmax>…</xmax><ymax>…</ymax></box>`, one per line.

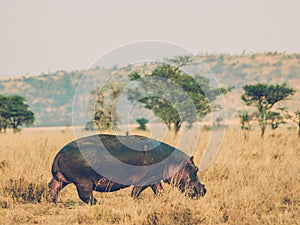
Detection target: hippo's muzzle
<box><xmin>186</xmin><ymin>182</ymin><xmax>206</xmax><ymax>198</ymax></box>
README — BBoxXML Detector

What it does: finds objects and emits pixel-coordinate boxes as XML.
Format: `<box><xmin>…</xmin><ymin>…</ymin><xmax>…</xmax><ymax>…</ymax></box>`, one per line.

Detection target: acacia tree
<box><xmin>128</xmin><ymin>56</ymin><xmax>230</xmax><ymax>134</ymax></box>
<box><xmin>241</xmin><ymin>83</ymin><xmax>295</xmax><ymax>138</ymax></box>
<box><xmin>0</xmin><ymin>95</ymin><xmax>35</xmax><ymax>133</ymax></box>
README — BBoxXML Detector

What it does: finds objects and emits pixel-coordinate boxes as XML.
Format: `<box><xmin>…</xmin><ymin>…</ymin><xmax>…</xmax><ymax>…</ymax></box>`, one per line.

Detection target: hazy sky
<box><xmin>0</xmin><ymin>0</ymin><xmax>299</xmax><ymax>76</ymax></box>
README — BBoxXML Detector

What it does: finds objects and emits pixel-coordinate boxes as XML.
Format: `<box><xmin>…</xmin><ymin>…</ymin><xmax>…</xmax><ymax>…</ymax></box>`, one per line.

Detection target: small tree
<box><xmin>214</xmin><ymin>117</ymin><xmax>225</xmax><ymax>128</ymax></box>
<box><xmin>285</xmin><ymin>110</ymin><xmax>300</xmax><ymax>137</ymax></box>
<box><xmin>268</xmin><ymin>111</ymin><xmax>286</xmax><ymax>129</ymax></box>
<box><xmin>93</xmin><ymin>83</ymin><xmax>123</xmax><ymax>131</ymax></box>
<box><xmin>136</xmin><ymin>118</ymin><xmax>149</xmax><ymax>130</ymax></box>
<box><xmin>241</xmin><ymin>83</ymin><xmax>295</xmax><ymax>138</ymax></box>
<box><xmin>295</xmin><ymin>111</ymin><xmax>300</xmax><ymax>137</ymax></box>
<box><xmin>85</xmin><ymin>120</ymin><xmax>96</xmax><ymax>131</ymax></box>
<box><xmin>0</xmin><ymin>95</ymin><xmax>35</xmax><ymax>133</ymax></box>
<box><xmin>238</xmin><ymin>111</ymin><xmax>255</xmax><ymax>140</ymax></box>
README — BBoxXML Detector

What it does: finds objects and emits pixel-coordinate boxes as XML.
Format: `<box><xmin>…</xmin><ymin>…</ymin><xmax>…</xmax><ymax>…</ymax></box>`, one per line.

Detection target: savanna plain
<box><xmin>0</xmin><ymin>127</ymin><xmax>299</xmax><ymax>225</ymax></box>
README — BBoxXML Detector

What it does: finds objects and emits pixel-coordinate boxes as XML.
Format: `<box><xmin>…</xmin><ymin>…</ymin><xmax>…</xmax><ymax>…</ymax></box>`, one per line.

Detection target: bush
<box><xmin>136</xmin><ymin>118</ymin><xmax>149</xmax><ymax>130</ymax></box>
<box><xmin>2</xmin><ymin>177</ymin><xmax>46</xmax><ymax>203</ymax></box>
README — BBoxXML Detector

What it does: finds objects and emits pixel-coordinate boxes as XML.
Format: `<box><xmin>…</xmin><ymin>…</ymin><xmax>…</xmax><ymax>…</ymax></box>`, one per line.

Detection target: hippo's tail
<box><xmin>51</xmin><ymin>153</ymin><xmax>70</xmax><ymax>183</ymax></box>
<box><xmin>51</xmin><ymin>153</ymin><xmax>62</xmax><ymax>179</ymax></box>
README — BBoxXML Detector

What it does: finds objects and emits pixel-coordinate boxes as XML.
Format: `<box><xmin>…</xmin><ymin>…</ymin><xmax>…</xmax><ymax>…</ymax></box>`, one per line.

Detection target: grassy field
<box><xmin>0</xmin><ymin>127</ymin><xmax>299</xmax><ymax>224</ymax></box>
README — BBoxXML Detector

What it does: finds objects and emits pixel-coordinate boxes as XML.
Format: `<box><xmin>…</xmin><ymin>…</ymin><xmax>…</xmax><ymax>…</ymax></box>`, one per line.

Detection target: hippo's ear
<box><xmin>190</xmin><ymin>156</ymin><xmax>194</xmax><ymax>162</ymax></box>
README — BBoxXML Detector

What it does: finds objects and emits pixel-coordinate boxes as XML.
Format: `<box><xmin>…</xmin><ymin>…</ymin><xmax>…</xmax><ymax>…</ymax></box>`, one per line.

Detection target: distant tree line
<box><xmin>0</xmin><ymin>95</ymin><xmax>34</xmax><ymax>133</ymax></box>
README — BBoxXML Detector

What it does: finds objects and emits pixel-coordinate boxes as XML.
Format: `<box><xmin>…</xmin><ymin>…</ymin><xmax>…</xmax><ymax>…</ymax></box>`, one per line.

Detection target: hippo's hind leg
<box><xmin>48</xmin><ymin>178</ymin><xmax>69</xmax><ymax>203</ymax></box>
<box><xmin>75</xmin><ymin>181</ymin><xmax>97</xmax><ymax>205</ymax></box>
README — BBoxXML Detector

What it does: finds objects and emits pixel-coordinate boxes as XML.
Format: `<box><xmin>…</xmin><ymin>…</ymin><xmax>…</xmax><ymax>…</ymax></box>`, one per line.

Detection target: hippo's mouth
<box><xmin>199</xmin><ymin>185</ymin><xmax>206</xmax><ymax>197</ymax></box>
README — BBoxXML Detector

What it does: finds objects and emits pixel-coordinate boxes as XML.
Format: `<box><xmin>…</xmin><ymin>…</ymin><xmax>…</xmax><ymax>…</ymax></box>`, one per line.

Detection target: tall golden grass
<box><xmin>0</xmin><ymin>127</ymin><xmax>299</xmax><ymax>224</ymax></box>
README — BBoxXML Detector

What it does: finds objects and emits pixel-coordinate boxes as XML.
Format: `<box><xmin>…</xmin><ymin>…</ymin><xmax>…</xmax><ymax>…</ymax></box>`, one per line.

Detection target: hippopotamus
<box><xmin>48</xmin><ymin>134</ymin><xmax>206</xmax><ymax>204</ymax></box>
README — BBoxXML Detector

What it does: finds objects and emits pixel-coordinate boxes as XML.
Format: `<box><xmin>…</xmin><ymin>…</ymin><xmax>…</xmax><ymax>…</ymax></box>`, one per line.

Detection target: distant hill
<box><xmin>0</xmin><ymin>53</ymin><xmax>299</xmax><ymax>127</ymax></box>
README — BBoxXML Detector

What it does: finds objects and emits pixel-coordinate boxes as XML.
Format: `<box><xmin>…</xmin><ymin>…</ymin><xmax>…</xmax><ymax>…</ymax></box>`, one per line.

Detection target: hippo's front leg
<box><xmin>131</xmin><ymin>182</ymin><xmax>164</xmax><ymax>198</ymax></box>
<box><xmin>150</xmin><ymin>182</ymin><xmax>164</xmax><ymax>196</ymax></box>
<box><xmin>131</xmin><ymin>186</ymin><xmax>148</xmax><ymax>198</ymax></box>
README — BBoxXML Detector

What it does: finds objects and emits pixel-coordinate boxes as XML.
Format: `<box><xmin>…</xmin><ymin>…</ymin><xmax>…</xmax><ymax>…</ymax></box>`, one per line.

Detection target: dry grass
<box><xmin>0</xmin><ymin>127</ymin><xmax>299</xmax><ymax>224</ymax></box>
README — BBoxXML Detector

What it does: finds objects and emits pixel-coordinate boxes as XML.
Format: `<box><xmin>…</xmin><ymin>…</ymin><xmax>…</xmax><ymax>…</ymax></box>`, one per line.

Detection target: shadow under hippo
<box><xmin>48</xmin><ymin>134</ymin><xmax>206</xmax><ymax>204</ymax></box>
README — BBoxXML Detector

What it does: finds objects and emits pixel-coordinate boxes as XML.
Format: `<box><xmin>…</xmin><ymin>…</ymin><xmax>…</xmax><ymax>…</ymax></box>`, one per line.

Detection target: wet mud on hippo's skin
<box><xmin>48</xmin><ymin>134</ymin><xmax>206</xmax><ymax>204</ymax></box>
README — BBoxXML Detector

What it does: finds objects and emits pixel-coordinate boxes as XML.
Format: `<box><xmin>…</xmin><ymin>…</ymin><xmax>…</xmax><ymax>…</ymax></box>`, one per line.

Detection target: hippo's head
<box><xmin>173</xmin><ymin>156</ymin><xmax>206</xmax><ymax>198</ymax></box>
